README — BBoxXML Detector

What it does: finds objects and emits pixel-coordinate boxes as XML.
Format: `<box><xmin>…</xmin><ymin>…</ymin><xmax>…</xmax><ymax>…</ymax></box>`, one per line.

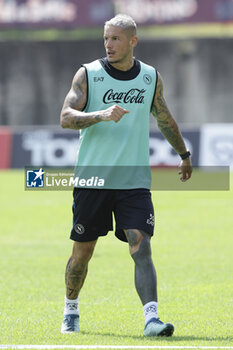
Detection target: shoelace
<box><xmin>155</xmin><ymin>318</ymin><xmax>163</xmax><ymax>325</ymax></box>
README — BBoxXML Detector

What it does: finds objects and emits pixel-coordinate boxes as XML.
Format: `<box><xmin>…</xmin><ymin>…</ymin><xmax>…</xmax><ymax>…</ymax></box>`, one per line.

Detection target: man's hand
<box><xmin>178</xmin><ymin>158</ymin><xmax>192</xmax><ymax>182</ymax></box>
<box><xmin>101</xmin><ymin>104</ymin><xmax>129</xmax><ymax>123</ymax></box>
<box><xmin>60</xmin><ymin>67</ymin><xmax>129</xmax><ymax>129</ymax></box>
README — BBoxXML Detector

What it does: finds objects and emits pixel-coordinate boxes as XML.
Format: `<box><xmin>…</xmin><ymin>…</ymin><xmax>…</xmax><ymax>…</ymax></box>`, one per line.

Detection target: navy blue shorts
<box><xmin>70</xmin><ymin>188</ymin><xmax>154</xmax><ymax>243</ymax></box>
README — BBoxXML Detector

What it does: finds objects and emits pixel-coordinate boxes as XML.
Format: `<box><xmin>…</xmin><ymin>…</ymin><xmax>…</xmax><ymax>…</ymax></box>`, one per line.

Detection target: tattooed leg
<box><xmin>65</xmin><ymin>240</ymin><xmax>97</xmax><ymax>299</ymax></box>
<box><xmin>124</xmin><ymin>229</ymin><xmax>158</xmax><ymax>305</ymax></box>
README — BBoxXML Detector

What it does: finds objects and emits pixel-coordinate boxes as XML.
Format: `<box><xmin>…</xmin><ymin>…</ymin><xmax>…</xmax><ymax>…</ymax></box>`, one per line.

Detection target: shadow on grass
<box><xmin>81</xmin><ymin>331</ymin><xmax>232</xmax><ymax>343</ymax></box>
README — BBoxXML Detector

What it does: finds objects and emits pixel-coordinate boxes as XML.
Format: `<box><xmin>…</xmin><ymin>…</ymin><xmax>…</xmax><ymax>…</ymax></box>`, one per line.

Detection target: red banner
<box><xmin>0</xmin><ymin>127</ymin><xmax>12</xmax><ymax>169</ymax></box>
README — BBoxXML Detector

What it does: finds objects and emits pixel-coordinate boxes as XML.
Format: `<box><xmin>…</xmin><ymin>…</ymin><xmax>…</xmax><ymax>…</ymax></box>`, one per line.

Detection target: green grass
<box><xmin>1</xmin><ymin>23</ymin><xmax>233</xmax><ymax>42</ymax></box>
<box><xmin>0</xmin><ymin>170</ymin><xmax>232</xmax><ymax>348</ymax></box>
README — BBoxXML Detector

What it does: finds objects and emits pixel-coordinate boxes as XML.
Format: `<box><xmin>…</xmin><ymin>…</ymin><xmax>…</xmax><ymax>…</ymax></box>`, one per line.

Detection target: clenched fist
<box><xmin>101</xmin><ymin>104</ymin><xmax>129</xmax><ymax>123</ymax></box>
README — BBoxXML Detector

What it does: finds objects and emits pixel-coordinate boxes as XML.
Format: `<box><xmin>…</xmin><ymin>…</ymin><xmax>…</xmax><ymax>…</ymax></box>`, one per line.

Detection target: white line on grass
<box><xmin>1</xmin><ymin>346</ymin><xmax>233</xmax><ymax>349</ymax></box>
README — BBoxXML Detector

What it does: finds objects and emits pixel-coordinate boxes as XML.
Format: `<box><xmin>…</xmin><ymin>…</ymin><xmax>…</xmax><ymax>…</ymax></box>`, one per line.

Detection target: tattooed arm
<box><xmin>151</xmin><ymin>72</ymin><xmax>192</xmax><ymax>181</ymax></box>
<box><xmin>60</xmin><ymin>67</ymin><xmax>129</xmax><ymax>130</ymax></box>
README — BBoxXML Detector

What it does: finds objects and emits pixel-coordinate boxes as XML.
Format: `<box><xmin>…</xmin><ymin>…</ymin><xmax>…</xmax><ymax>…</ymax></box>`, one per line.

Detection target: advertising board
<box><xmin>114</xmin><ymin>0</ymin><xmax>233</xmax><ymax>25</ymax></box>
<box><xmin>199</xmin><ymin>124</ymin><xmax>233</xmax><ymax>169</ymax></box>
<box><xmin>6</xmin><ymin>129</ymin><xmax>199</xmax><ymax>168</ymax></box>
<box><xmin>0</xmin><ymin>0</ymin><xmax>114</xmax><ymax>29</ymax></box>
<box><xmin>0</xmin><ymin>0</ymin><xmax>232</xmax><ymax>29</ymax></box>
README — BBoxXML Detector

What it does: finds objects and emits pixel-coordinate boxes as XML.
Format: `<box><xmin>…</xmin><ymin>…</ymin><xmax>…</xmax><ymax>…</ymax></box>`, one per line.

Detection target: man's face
<box><xmin>103</xmin><ymin>25</ymin><xmax>137</xmax><ymax>65</ymax></box>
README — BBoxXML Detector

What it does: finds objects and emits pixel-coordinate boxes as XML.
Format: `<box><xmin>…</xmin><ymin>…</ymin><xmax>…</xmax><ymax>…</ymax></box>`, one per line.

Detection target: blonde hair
<box><xmin>105</xmin><ymin>14</ymin><xmax>137</xmax><ymax>36</ymax></box>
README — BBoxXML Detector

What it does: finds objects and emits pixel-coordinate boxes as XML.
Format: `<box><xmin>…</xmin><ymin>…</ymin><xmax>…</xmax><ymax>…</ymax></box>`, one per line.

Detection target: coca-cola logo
<box><xmin>103</xmin><ymin>88</ymin><xmax>146</xmax><ymax>104</ymax></box>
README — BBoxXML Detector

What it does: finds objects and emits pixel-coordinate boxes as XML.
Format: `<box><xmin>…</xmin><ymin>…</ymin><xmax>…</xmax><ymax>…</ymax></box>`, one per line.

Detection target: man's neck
<box><xmin>109</xmin><ymin>58</ymin><xmax>134</xmax><ymax>72</ymax></box>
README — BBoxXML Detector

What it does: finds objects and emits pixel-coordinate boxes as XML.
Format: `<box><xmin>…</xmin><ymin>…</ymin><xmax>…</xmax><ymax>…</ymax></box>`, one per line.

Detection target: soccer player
<box><xmin>60</xmin><ymin>14</ymin><xmax>192</xmax><ymax>336</ymax></box>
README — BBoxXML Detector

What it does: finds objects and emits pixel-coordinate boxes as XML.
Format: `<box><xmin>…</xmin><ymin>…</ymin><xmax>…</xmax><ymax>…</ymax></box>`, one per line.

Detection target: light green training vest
<box><xmin>74</xmin><ymin>58</ymin><xmax>157</xmax><ymax>189</ymax></box>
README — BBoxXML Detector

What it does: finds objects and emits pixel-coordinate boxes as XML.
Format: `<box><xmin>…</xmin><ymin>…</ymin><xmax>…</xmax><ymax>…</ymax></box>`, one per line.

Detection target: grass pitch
<box><xmin>0</xmin><ymin>170</ymin><xmax>232</xmax><ymax>348</ymax></box>
<box><xmin>2</xmin><ymin>23</ymin><xmax>233</xmax><ymax>42</ymax></box>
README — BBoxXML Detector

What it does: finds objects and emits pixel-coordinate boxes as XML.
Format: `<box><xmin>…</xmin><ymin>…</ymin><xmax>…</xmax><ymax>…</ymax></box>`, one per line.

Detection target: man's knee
<box><xmin>124</xmin><ymin>229</ymin><xmax>151</xmax><ymax>258</ymax></box>
<box><xmin>72</xmin><ymin>240</ymin><xmax>97</xmax><ymax>264</ymax></box>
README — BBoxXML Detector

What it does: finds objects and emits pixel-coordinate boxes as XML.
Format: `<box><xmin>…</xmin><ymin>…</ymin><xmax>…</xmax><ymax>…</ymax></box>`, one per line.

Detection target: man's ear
<box><xmin>131</xmin><ymin>36</ymin><xmax>138</xmax><ymax>48</ymax></box>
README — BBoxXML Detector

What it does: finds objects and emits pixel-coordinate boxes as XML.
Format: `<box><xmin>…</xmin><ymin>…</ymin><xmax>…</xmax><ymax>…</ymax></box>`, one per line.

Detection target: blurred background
<box><xmin>0</xmin><ymin>0</ymin><xmax>232</xmax><ymax>169</ymax></box>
